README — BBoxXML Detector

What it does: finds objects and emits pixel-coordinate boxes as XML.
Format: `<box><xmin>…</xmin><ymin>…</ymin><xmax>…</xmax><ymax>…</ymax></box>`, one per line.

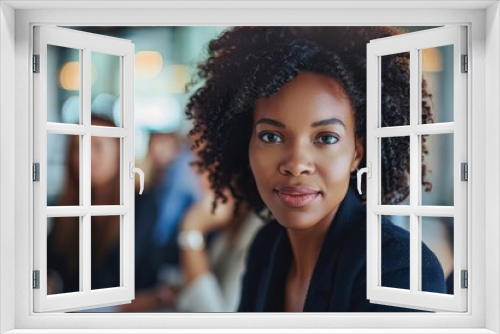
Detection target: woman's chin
<box><xmin>273</xmin><ymin>212</ymin><xmax>321</xmax><ymax>232</ymax></box>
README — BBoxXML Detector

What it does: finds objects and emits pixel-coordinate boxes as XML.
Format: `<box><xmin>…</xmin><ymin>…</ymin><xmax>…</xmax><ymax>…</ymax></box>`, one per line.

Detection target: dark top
<box><xmin>238</xmin><ymin>188</ymin><xmax>447</xmax><ymax>312</ymax></box>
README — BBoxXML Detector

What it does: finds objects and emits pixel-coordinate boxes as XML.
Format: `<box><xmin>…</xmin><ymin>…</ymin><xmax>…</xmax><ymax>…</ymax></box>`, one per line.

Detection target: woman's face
<box><xmin>149</xmin><ymin>133</ymin><xmax>179</xmax><ymax>167</ymax></box>
<box><xmin>249</xmin><ymin>72</ymin><xmax>363</xmax><ymax>232</ymax></box>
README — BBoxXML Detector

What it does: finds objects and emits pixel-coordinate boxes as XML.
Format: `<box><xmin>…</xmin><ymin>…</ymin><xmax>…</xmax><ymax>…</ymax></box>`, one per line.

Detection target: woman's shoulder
<box><xmin>343</xmin><ymin>217</ymin><xmax>446</xmax><ymax>298</ymax></box>
<box><xmin>380</xmin><ymin>218</ymin><xmax>410</xmax><ymax>241</ymax></box>
<box><xmin>239</xmin><ymin>219</ymin><xmax>283</xmax><ymax>299</ymax></box>
<box><xmin>339</xmin><ymin>215</ymin><xmax>410</xmax><ymax>254</ymax></box>
<box><xmin>344</xmin><ymin>217</ymin><xmax>443</xmax><ymax>276</ymax></box>
<box><xmin>247</xmin><ymin>219</ymin><xmax>283</xmax><ymax>254</ymax></box>
<box><xmin>379</xmin><ymin>218</ymin><xmax>446</xmax><ymax>292</ymax></box>
<box><xmin>379</xmin><ymin>219</ymin><xmax>441</xmax><ymax>267</ymax></box>
<box><xmin>231</xmin><ymin>212</ymin><xmax>265</xmax><ymax>255</ymax></box>
<box><xmin>379</xmin><ymin>218</ymin><xmax>411</xmax><ymax>266</ymax></box>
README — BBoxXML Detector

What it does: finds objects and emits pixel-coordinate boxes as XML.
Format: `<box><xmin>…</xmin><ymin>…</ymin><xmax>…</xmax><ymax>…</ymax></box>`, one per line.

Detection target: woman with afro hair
<box><xmin>185</xmin><ymin>26</ymin><xmax>446</xmax><ymax>312</ymax></box>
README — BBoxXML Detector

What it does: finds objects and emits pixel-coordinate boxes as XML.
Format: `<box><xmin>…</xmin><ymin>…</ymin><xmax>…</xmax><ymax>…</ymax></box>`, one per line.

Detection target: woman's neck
<box><xmin>286</xmin><ymin>210</ymin><xmax>337</xmax><ymax>282</ymax></box>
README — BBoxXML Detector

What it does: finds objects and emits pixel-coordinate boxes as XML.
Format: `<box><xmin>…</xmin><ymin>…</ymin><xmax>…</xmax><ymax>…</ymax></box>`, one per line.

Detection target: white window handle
<box><xmin>129</xmin><ymin>161</ymin><xmax>145</xmax><ymax>195</ymax></box>
<box><xmin>356</xmin><ymin>162</ymin><xmax>371</xmax><ymax>195</ymax></box>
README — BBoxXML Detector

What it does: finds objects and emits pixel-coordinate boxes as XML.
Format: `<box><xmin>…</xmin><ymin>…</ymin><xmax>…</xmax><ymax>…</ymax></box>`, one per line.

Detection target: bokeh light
<box><xmin>59</xmin><ymin>61</ymin><xmax>80</xmax><ymax>90</ymax></box>
<box><xmin>422</xmin><ymin>47</ymin><xmax>443</xmax><ymax>72</ymax></box>
<box><xmin>135</xmin><ymin>51</ymin><xmax>163</xmax><ymax>80</ymax></box>
<box><xmin>135</xmin><ymin>96</ymin><xmax>182</xmax><ymax>134</ymax></box>
<box><xmin>61</xmin><ymin>96</ymin><xmax>80</xmax><ymax>124</ymax></box>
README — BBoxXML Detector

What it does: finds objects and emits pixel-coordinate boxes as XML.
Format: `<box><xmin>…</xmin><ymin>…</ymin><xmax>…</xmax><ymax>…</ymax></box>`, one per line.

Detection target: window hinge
<box><xmin>33</xmin><ymin>270</ymin><xmax>40</xmax><ymax>289</ymax></box>
<box><xmin>461</xmin><ymin>54</ymin><xmax>468</xmax><ymax>73</ymax></box>
<box><xmin>33</xmin><ymin>163</ymin><xmax>40</xmax><ymax>182</ymax></box>
<box><xmin>461</xmin><ymin>270</ymin><xmax>468</xmax><ymax>289</ymax></box>
<box><xmin>461</xmin><ymin>162</ymin><xmax>468</xmax><ymax>181</ymax></box>
<box><xmin>33</xmin><ymin>54</ymin><xmax>40</xmax><ymax>73</ymax></box>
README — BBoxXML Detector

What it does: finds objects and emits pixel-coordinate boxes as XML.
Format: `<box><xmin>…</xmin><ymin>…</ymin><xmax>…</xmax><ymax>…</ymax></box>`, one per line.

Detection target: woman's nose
<box><xmin>278</xmin><ymin>142</ymin><xmax>315</xmax><ymax>176</ymax></box>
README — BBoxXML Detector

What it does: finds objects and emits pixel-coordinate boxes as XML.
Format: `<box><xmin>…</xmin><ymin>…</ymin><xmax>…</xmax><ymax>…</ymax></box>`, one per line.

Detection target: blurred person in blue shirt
<box><xmin>119</xmin><ymin>131</ymin><xmax>203</xmax><ymax>311</ymax></box>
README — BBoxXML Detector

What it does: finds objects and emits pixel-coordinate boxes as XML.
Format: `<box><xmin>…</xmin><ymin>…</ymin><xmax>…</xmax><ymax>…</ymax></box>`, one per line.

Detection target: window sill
<box><xmin>4</xmin><ymin>329</ymin><xmax>498</xmax><ymax>334</ymax></box>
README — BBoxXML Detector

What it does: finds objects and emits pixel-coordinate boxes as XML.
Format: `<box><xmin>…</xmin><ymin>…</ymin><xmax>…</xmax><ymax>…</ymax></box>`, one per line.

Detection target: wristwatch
<box><xmin>177</xmin><ymin>230</ymin><xmax>205</xmax><ymax>251</ymax></box>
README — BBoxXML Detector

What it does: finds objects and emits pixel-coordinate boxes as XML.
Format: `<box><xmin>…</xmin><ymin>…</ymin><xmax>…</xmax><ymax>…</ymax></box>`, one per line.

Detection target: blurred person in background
<box><xmin>173</xmin><ymin>175</ymin><xmax>262</xmax><ymax>312</ymax></box>
<box><xmin>48</xmin><ymin>116</ymin><xmax>202</xmax><ymax>306</ymax></box>
<box><xmin>118</xmin><ymin>172</ymin><xmax>263</xmax><ymax>312</ymax></box>
<box><xmin>47</xmin><ymin>115</ymin><xmax>123</xmax><ymax>294</ymax></box>
<box><xmin>116</xmin><ymin>130</ymin><xmax>204</xmax><ymax>312</ymax></box>
<box><xmin>134</xmin><ymin>130</ymin><xmax>203</xmax><ymax>270</ymax></box>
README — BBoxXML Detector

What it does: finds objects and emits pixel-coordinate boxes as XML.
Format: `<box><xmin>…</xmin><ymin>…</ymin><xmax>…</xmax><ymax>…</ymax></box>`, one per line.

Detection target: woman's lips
<box><xmin>274</xmin><ymin>186</ymin><xmax>320</xmax><ymax>208</ymax></box>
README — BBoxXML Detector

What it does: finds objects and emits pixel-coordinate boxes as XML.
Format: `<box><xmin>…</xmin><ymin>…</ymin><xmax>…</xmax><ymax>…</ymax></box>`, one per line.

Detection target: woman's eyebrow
<box><xmin>311</xmin><ymin>118</ymin><xmax>345</xmax><ymax>128</ymax></box>
<box><xmin>255</xmin><ymin>117</ymin><xmax>345</xmax><ymax>128</ymax></box>
<box><xmin>254</xmin><ymin>118</ymin><xmax>285</xmax><ymax>128</ymax></box>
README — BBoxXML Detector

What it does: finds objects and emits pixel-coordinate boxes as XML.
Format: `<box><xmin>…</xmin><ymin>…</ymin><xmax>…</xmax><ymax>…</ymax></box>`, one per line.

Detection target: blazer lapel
<box><xmin>303</xmin><ymin>188</ymin><xmax>365</xmax><ymax>311</ymax></box>
<box><xmin>255</xmin><ymin>224</ymin><xmax>292</xmax><ymax>312</ymax></box>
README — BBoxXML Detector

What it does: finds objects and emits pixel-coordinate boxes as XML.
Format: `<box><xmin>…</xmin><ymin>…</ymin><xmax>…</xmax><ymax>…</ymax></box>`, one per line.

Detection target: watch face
<box><xmin>178</xmin><ymin>230</ymin><xmax>205</xmax><ymax>250</ymax></box>
<box><xmin>187</xmin><ymin>230</ymin><xmax>204</xmax><ymax>249</ymax></box>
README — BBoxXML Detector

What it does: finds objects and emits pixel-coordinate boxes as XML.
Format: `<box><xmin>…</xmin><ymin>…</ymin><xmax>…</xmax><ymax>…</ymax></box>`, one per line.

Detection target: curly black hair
<box><xmin>186</xmin><ymin>26</ymin><xmax>433</xmax><ymax>217</ymax></box>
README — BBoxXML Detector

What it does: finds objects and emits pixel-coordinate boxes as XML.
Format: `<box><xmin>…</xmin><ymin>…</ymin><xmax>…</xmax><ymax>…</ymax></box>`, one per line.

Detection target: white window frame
<box><xmin>0</xmin><ymin>1</ymin><xmax>499</xmax><ymax>333</ymax></box>
<box><xmin>366</xmin><ymin>26</ymin><xmax>468</xmax><ymax>312</ymax></box>
<box><xmin>33</xmin><ymin>25</ymin><xmax>136</xmax><ymax>313</ymax></box>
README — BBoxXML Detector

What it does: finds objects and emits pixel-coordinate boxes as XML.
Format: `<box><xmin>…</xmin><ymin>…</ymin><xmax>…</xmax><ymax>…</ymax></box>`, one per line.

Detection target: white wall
<box><xmin>485</xmin><ymin>2</ymin><xmax>500</xmax><ymax>333</ymax></box>
<box><xmin>0</xmin><ymin>2</ymin><xmax>16</xmax><ymax>333</ymax></box>
<box><xmin>3</xmin><ymin>3</ymin><xmax>498</xmax><ymax>332</ymax></box>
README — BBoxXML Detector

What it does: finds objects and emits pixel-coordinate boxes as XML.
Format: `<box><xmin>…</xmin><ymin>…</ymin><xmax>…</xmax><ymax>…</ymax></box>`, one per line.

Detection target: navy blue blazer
<box><xmin>238</xmin><ymin>188</ymin><xmax>447</xmax><ymax>312</ymax></box>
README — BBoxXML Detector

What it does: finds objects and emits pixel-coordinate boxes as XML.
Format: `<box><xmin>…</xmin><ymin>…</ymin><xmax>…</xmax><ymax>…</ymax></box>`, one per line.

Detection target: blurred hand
<box><xmin>116</xmin><ymin>286</ymin><xmax>175</xmax><ymax>312</ymax></box>
<box><xmin>181</xmin><ymin>190</ymin><xmax>235</xmax><ymax>234</ymax></box>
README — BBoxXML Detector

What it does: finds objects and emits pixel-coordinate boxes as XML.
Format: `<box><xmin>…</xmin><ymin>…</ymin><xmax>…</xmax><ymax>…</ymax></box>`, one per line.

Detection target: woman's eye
<box><xmin>316</xmin><ymin>135</ymin><xmax>339</xmax><ymax>145</ymax></box>
<box><xmin>258</xmin><ymin>132</ymin><xmax>283</xmax><ymax>143</ymax></box>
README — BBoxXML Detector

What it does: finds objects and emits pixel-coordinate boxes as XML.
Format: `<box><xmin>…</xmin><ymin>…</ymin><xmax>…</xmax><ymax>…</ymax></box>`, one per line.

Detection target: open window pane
<box><xmin>34</xmin><ymin>25</ymin><xmax>135</xmax><ymax>313</ymax></box>
<box><xmin>91</xmin><ymin>52</ymin><xmax>121</xmax><ymax>127</ymax></box>
<box><xmin>47</xmin><ymin>134</ymin><xmax>80</xmax><ymax>206</ymax></box>
<box><xmin>381</xmin><ymin>52</ymin><xmax>410</xmax><ymax>127</ymax></box>
<box><xmin>91</xmin><ymin>136</ymin><xmax>121</xmax><ymax>206</ymax></box>
<box><xmin>47</xmin><ymin>45</ymin><xmax>80</xmax><ymax>124</ymax></box>
<box><xmin>47</xmin><ymin>217</ymin><xmax>81</xmax><ymax>295</ymax></box>
<box><xmin>91</xmin><ymin>216</ymin><xmax>121</xmax><ymax>290</ymax></box>
<box><xmin>421</xmin><ymin>216</ymin><xmax>454</xmax><ymax>295</ymax></box>
<box><xmin>421</xmin><ymin>133</ymin><xmax>454</xmax><ymax>206</ymax></box>
<box><xmin>421</xmin><ymin>45</ymin><xmax>454</xmax><ymax>124</ymax></box>
<box><xmin>367</xmin><ymin>26</ymin><xmax>466</xmax><ymax>312</ymax></box>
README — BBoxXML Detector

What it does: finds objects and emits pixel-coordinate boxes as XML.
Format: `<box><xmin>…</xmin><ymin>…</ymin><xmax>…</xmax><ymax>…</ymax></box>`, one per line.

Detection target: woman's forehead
<box><xmin>253</xmin><ymin>72</ymin><xmax>354</xmax><ymax>125</ymax></box>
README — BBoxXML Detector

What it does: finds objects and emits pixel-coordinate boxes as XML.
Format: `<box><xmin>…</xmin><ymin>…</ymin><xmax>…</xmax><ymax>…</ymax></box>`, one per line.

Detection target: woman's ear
<box><xmin>351</xmin><ymin>137</ymin><xmax>365</xmax><ymax>172</ymax></box>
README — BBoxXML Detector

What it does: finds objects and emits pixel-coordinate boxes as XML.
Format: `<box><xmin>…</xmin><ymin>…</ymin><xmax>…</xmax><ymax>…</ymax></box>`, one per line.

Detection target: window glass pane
<box><xmin>47</xmin><ymin>45</ymin><xmax>80</xmax><ymax>124</ymax></box>
<box><xmin>91</xmin><ymin>136</ymin><xmax>121</xmax><ymax>206</ymax></box>
<box><xmin>421</xmin><ymin>45</ymin><xmax>454</xmax><ymax>124</ymax></box>
<box><xmin>421</xmin><ymin>216</ymin><xmax>454</xmax><ymax>295</ymax></box>
<box><xmin>91</xmin><ymin>52</ymin><xmax>121</xmax><ymax>127</ymax></box>
<box><xmin>381</xmin><ymin>215</ymin><xmax>410</xmax><ymax>290</ymax></box>
<box><xmin>47</xmin><ymin>134</ymin><xmax>80</xmax><ymax>206</ymax></box>
<box><xmin>91</xmin><ymin>216</ymin><xmax>121</xmax><ymax>290</ymax></box>
<box><xmin>47</xmin><ymin>217</ymin><xmax>81</xmax><ymax>294</ymax></box>
<box><xmin>421</xmin><ymin>133</ymin><xmax>454</xmax><ymax>206</ymax></box>
<box><xmin>381</xmin><ymin>52</ymin><xmax>410</xmax><ymax>127</ymax></box>
<box><xmin>381</xmin><ymin>136</ymin><xmax>410</xmax><ymax>205</ymax></box>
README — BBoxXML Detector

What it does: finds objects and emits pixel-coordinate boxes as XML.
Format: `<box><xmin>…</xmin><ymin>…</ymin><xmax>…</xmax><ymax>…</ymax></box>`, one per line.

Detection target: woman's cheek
<box><xmin>249</xmin><ymin>143</ymin><xmax>273</xmax><ymax>191</ymax></box>
<box><xmin>249</xmin><ymin>150</ymin><xmax>265</xmax><ymax>184</ymax></box>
